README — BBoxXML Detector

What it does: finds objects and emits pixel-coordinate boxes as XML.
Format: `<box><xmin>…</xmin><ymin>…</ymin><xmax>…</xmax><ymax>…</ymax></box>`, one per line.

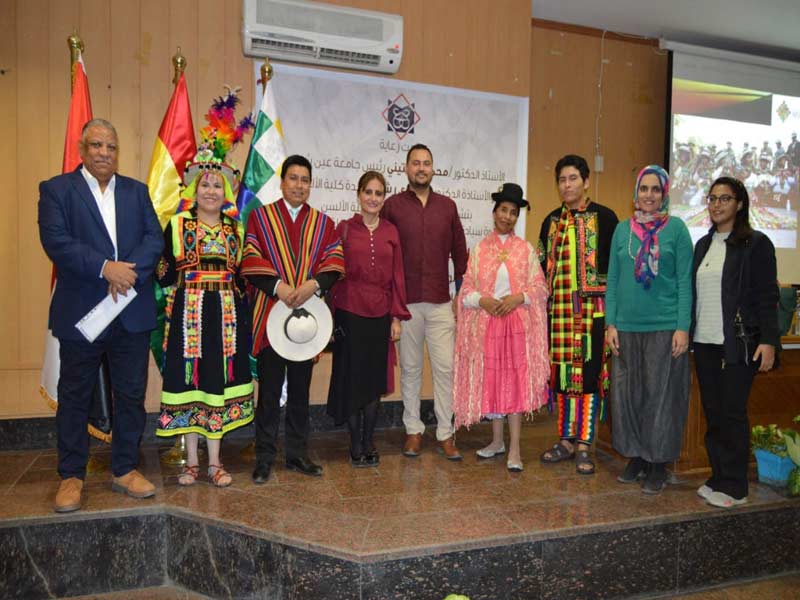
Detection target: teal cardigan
<box><xmin>605</xmin><ymin>217</ymin><xmax>693</xmax><ymax>332</ymax></box>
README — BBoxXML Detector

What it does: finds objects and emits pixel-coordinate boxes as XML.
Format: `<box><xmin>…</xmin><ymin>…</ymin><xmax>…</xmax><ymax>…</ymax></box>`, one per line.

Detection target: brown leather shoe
<box><xmin>54</xmin><ymin>477</ymin><xmax>83</xmax><ymax>513</ymax></box>
<box><xmin>402</xmin><ymin>433</ymin><xmax>423</xmax><ymax>457</ymax></box>
<box><xmin>111</xmin><ymin>469</ymin><xmax>156</xmax><ymax>499</ymax></box>
<box><xmin>438</xmin><ymin>436</ymin><xmax>462</xmax><ymax>461</ymax></box>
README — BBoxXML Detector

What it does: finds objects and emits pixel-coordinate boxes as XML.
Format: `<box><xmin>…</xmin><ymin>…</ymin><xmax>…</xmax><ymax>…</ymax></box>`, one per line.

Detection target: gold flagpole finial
<box><xmin>258</xmin><ymin>57</ymin><xmax>273</xmax><ymax>94</ymax></box>
<box><xmin>172</xmin><ymin>47</ymin><xmax>187</xmax><ymax>84</ymax></box>
<box><xmin>67</xmin><ymin>34</ymin><xmax>83</xmax><ymax>67</ymax></box>
<box><xmin>67</xmin><ymin>34</ymin><xmax>84</xmax><ymax>90</ymax></box>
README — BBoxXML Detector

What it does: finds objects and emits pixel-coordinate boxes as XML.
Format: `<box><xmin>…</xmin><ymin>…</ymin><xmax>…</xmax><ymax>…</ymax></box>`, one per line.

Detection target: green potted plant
<box><xmin>782</xmin><ymin>416</ymin><xmax>800</xmax><ymax>496</ymax></box>
<box><xmin>751</xmin><ymin>418</ymin><xmax>798</xmax><ymax>487</ymax></box>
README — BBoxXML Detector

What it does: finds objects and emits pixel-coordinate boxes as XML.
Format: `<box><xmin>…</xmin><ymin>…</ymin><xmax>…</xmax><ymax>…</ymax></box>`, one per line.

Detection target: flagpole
<box><xmin>159</xmin><ymin>47</ymin><xmax>202</xmax><ymax>467</ymax></box>
<box><xmin>240</xmin><ymin>58</ymin><xmax>274</xmax><ymax>463</ymax></box>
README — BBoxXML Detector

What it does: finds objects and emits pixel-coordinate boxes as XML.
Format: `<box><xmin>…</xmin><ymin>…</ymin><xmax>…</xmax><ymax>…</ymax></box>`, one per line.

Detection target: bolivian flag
<box><xmin>147</xmin><ymin>72</ymin><xmax>197</xmax><ymax>366</ymax></box>
<box><xmin>147</xmin><ymin>72</ymin><xmax>197</xmax><ymax>229</ymax></box>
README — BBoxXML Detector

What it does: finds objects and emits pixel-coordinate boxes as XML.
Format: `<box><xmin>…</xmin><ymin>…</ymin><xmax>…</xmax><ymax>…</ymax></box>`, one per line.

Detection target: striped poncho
<box><xmin>240</xmin><ymin>200</ymin><xmax>344</xmax><ymax>356</ymax></box>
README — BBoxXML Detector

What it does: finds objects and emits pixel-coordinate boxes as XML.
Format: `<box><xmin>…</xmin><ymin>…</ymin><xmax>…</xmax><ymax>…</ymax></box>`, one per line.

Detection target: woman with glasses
<box><xmin>692</xmin><ymin>176</ymin><xmax>778</xmax><ymax>508</ymax></box>
<box><xmin>605</xmin><ymin>165</ymin><xmax>694</xmax><ymax>494</ymax></box>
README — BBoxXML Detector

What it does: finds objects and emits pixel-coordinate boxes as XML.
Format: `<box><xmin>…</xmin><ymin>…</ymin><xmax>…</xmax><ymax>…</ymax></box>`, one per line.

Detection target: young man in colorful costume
<box><xmin>538</xmin><ymin>155</ymin><xmax>618</xmax><ymax>475</ymax></box>
<box><xmin>240</xmin><ymin>155</ymin><xmax>344</xmax><ymax>483</ymax></box>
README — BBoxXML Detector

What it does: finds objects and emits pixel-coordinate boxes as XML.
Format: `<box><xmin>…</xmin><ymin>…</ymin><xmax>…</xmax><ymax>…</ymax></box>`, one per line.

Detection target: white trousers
<box><xmin>399</xmin><ymin>302</ymin><xmax>455</xmax><ymax>441</ymax></box>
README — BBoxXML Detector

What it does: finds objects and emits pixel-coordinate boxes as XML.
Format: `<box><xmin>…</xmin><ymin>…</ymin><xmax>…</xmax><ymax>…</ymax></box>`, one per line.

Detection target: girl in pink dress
<box><xmin>453</xmin><ymin>183</ymin><xmax>550</xmax><ymax>471</ymax></box>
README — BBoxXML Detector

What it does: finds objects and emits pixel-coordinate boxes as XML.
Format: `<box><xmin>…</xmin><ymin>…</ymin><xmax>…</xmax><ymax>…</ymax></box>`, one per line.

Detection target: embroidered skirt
<box><xmin>156</xmin><ymin>287</ymin><xmax>254</xmax><ymax>439</ymax></box>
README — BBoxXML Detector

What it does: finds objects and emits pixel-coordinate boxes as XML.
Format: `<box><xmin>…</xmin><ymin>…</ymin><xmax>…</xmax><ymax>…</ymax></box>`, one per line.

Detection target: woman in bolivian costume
<box><xmin>156</xmin><ymin>90</ymin><xmax>254</xmax><ymax>487</ymax></box>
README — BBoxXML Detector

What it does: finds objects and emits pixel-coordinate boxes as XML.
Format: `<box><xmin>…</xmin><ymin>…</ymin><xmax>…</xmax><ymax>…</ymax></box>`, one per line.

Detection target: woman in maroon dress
<box><xmin>327</xmin><ymin>171</ymin><xmax>411</xmax><ymax>466</ymax></box>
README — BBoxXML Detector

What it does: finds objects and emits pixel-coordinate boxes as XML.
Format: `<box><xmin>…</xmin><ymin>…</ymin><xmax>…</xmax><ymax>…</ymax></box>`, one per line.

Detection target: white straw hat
<box><xmin>266</xmin><ymin>295</ymin><xmax>333</xmax><ymax>361</ymax></box>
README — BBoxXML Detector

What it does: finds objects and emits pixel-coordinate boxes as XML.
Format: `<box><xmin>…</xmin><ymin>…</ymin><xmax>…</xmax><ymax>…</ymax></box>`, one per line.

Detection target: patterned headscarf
<box><xmin>630</xmin><ymin>164</ymin><xmax>670</xmax><ymax>289</ymax></box>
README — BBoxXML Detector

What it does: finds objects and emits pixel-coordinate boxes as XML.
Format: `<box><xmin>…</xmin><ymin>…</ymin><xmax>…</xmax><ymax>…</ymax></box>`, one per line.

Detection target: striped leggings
<box><xmin>557</xmin><ymin>392</ymin><xmax>600</xmax><ymax>445</ymax></box>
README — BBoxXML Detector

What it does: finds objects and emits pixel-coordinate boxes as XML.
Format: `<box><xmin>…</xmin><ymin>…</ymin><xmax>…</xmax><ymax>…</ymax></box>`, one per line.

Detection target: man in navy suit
<box><xmin>38</xmin><ymin>119</ymin><xmax>163</xmax><ymax>513</ymax></box>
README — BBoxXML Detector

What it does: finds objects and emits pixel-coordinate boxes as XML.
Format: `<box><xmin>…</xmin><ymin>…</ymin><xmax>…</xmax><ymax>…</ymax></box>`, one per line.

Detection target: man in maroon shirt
<box><xmin>382</xmin><ymin>144</ymin><xmax>468</xmax><ymax>459</ymax></box>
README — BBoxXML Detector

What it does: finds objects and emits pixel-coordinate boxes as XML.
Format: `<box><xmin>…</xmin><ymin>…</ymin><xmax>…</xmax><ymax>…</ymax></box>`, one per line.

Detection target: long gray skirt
<box><xmin>610</xmin><ymin>330</ymin><xmax>690</xmax><ymax>462</ymax></box>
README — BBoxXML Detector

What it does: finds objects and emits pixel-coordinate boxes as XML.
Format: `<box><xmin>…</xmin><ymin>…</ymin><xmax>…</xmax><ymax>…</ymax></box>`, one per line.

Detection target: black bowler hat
<box><xmin>491</xmin><ymin>183</ymin><xmax>529</xmax><ymax>210</ymax></box>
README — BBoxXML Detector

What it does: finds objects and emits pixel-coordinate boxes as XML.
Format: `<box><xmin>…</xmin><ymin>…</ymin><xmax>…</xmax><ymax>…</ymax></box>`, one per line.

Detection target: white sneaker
<box><xmin>705</xmin><ymin>490</ymin><xmax>748</xmax><ymax>508</ymax></box>
<box><xmin>476</xmin><ymin>444</ymin><xmax>506</xmax><ymax>458</ymax></box>
<box><xmin>697</xmin><ymin>484</ymin><xmax>713</xmax><ymax>499</ymax></box>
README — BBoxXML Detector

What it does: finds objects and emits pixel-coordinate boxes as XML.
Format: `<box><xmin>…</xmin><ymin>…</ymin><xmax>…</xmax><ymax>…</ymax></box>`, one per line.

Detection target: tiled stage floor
<box><xmin>1</xmin><ymin>415</ymin><xmax>794</xmax><ymax>562</ymax></box>
<box><xmin>62</xmin><ymin>574</ymin><xmax>800</xmax><ymax>600</ymax></box>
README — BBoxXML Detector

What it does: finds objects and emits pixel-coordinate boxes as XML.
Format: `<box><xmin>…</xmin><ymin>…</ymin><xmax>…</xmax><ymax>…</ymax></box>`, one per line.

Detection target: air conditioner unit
<box><xmin>242</xmin><ymin>0</ymin><xmax>403</xmax><ymax>74</ymax></box>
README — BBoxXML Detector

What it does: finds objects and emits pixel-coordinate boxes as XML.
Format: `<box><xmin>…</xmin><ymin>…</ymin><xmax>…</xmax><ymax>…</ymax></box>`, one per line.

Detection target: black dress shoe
<box><xmin>350</xmin><ymin>450</ymin><xmax>367</xmax><ymax>468</ymax></box>
<box><xmin>363</xmin><ymin>447</ymin><xmax>380</xmax><ymax>467</ymax></box>
<box><xmin>252</xmin><ymin>461</ymin><xmax>272</xmax><ymax>485</ymax></box>
<box><xmin>286</xmin><ymin>456</ymin><xmax>323</xmax><ymax>476</ymax></box>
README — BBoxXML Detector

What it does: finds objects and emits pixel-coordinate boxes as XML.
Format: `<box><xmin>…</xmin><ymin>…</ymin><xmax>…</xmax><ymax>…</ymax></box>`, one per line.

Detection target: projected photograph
<box><xmin>670</xmin><ymin>80</ymin><xmax>800</xmax><ymax>248</ymax></box>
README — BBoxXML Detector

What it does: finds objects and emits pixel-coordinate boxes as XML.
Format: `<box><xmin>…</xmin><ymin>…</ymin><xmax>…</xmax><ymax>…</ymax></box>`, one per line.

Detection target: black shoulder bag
<box><xmin>732</xmin><ymin>240</ymin><xmax>759</xmax><ymax>366</ymax></box>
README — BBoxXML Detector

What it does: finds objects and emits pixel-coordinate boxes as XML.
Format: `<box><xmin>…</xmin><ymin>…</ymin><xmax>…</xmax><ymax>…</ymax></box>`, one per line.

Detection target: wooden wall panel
<box><xmin>80</xmin><ymin>0</ymin><xmax>112</xmax><ymax>121</ymax></box>
<box><xmin>110</xmin><ymin>0</ymin><xmax>143</xmax><ymax>176</ymax></box>
<box><xmin>17</xmin><ymin>0</ymin><xmax>50</xmax><ymax>368</ymax></box>
<box><xmin>169</xmin><ymin>0</ymin><xmax>199</xmax><ymax>117</ymax></box>
<box><xmin>4</xmin><ymin>0</ymin><xmax>531</xmax><ymax>418</ymax></box>
<box><xmin>47</xmin><ymin>2</ymin><xmax>79</xmax><ymax>177</ymax></box>
<box><xmin>0</xmin><ymin>372</ymin><xmax>22</xmax><ymax>419</ymax></box>
<box><xmin>526</xmin><ymin>25</ymin><xmax>668</xmax><ymax>239</ymax></box>
<box><xmin>223</xmin><ymin>0</ymin><xmax>255</xmax><ymax>172</ymax></box>
<box><xmin>320</xmin><ymin>0</ymin><xmax>531</xmax><ymax>96</ymax></box>
<box><xmin>139</xmin><ymin>0</ymin><xmax>172</xmax><ymax>181</ymax></box>
<box><xmin>197</xmin><ymin>0</ymin><xmax>225</xmax><ymax>116</ymax></box>
<box><xmin>0</xmin><ymin>0</ymin><xmax>19</xmax><ymax>369</ymax></box>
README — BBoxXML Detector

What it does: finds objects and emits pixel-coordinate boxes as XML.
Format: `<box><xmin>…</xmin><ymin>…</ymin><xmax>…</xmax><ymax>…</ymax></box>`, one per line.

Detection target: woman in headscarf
<box><xmin>605</xmin><ymin>165</ymin><xmax>694</xmax><ymax>494</ymax></box>
<box><xmin>692</xmin><ymin>177</ymin><xmax>778</xmax><ymax>508</ymax></box>
<box><xmin>155</xmin><ymin>89</ymin><xmax>254</xmax><ymax>487</ymax></box>
<box><xmin>453</xmin><ymin>183</ymin><xmax>549</xmax><ymax>472</ymax></box>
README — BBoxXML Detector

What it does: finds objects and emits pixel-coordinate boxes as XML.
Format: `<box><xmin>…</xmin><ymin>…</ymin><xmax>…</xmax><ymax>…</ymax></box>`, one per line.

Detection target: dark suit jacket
<box><xmin>38</xmin><ymin>166</ymin><xmax>163</xmax><ymax>341</ymax></box>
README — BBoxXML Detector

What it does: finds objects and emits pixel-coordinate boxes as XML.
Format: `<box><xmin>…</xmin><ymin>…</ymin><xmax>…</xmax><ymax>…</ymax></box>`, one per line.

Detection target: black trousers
<box><xmin>57</xmin><ymin>326</ymin><xmax>150</xmax><ymax>479</ymax></box>
<box><xmin>693</xmin><ymin>343</ymin><xmax>756</xmax><ymax>499</ymax></box>
<box><xmin>255</xmin><ymin>346</ymin><xmax>314</xmax><ymax>464</ymax></box>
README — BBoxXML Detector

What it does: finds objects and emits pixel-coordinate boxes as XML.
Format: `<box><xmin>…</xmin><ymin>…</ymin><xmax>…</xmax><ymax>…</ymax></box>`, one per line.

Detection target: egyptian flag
<box><xmin>40</xmin><ymin>50</ymin><xmax>93</xmax><ymax>409</ymax></box>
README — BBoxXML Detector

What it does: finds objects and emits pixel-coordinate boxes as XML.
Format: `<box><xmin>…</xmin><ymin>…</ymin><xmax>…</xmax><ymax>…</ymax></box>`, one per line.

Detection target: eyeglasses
<box><xmin>706</xmin><ymin>194</ymin><xmax>735</xmax><ymax>205</ymax></box>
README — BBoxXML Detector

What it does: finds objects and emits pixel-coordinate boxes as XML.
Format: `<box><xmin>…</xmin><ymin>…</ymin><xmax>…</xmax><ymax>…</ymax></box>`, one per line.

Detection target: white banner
<box><xmin>254</xmin><ymin>62</ymin><xmax>529</xmax><ymax>248</ymax></box>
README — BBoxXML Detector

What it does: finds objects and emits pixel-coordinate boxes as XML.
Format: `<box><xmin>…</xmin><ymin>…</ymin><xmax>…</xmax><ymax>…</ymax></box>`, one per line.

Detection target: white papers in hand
<box><xmin>75</xmin><ymin>289</ymin><xmax>138</xmax><ymax>342</ymax></box>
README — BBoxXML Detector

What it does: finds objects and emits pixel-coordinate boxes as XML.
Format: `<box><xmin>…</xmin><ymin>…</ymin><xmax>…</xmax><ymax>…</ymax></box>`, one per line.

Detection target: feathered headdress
<box><xmin>179</xmin><ymin>85</ymin><xmax>254</xmax><ymax>219</ymax></box>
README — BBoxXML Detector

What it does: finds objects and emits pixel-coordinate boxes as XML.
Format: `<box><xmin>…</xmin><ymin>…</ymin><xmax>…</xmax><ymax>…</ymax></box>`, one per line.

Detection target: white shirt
<box><xmin>282</xmin><ymin>198</ymin><xmax>303</xmax><ymax>222</ymax></box>
<box><xmin>694</xmin><ymin>231</ymin><xmax>729</xmax><ymax>344</ymax></box>
<box><xmin>81</xmin><ymin>167</ymin><xmax>117</xmax><ymax>277</ymax></box>
<box><xmin>463</xmin><ymin>234</ymin><xmax>531</xmax><ymax>307</ymax></box>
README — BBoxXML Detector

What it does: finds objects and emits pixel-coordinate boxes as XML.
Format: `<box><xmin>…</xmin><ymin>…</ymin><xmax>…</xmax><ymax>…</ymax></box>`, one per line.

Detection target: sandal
<box><xmin>540</xmin><ymin>442</ymin><xmax>575</xmax><ymax>463</ymax></box>
<box><xmin>208</xmin><ymin>464</ymin><xmax>232</xmax><ymax>488</ymax></box>
<box><xmin>575</xmin><ymin>450</ymin><xmax>596</xmax><ymax>475</ymax></box>
<box><xmin>178</xmin><ymin>465</ymin><xmax>200</xmax><ymax>486</ymax></box>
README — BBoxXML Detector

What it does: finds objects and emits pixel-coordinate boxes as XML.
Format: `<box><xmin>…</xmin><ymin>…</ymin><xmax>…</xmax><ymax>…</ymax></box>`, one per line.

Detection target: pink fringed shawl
<box><xmin>453</xmin><ymin>232</ymin><xmax>550</xmax><ymax>428</ymax></box>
